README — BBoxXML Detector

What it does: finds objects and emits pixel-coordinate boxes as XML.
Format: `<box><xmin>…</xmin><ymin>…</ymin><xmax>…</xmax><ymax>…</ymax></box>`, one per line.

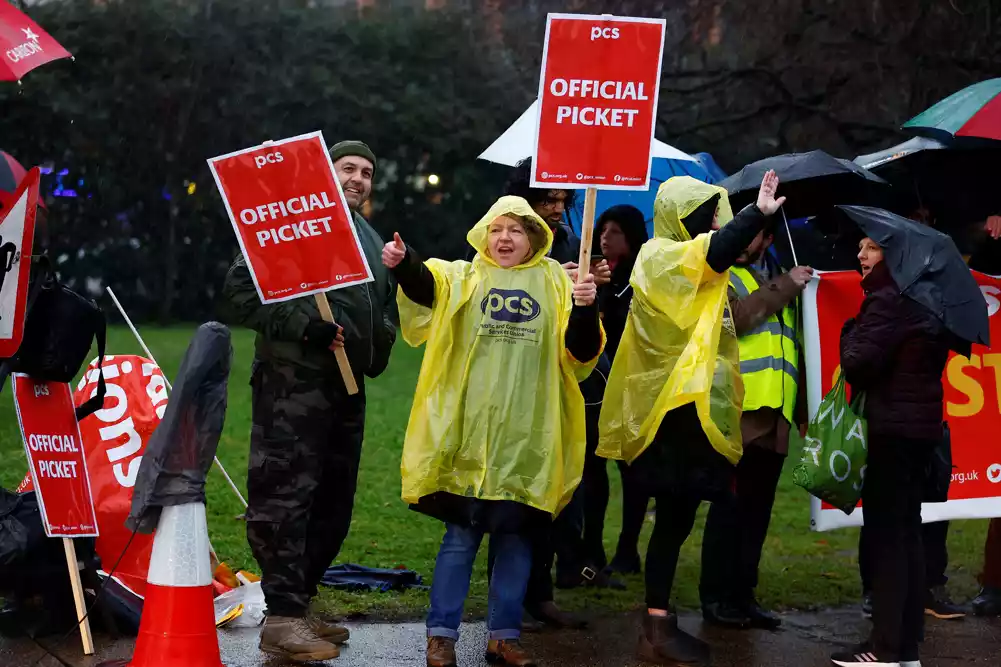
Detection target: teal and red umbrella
<box><xmin>903</xmin><ymin>78</ymin><xmax>1001</xmax><ymax>143</ymax></box>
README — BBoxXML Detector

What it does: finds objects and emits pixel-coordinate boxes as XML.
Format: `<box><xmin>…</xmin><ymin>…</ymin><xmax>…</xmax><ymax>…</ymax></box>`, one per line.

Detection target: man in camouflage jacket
<box><xmin>224</xmin><ymin>141</ymin><xmax>396</xmax><ymax>662</ymax></box>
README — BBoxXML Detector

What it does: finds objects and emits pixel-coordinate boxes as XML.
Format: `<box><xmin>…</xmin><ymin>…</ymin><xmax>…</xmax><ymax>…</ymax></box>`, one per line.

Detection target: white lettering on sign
<box><xmin>83</xmin><ymin>358</ymin><xmax>168</xmax><ymax>488</ymax></box>
<box><xmin>238</xmin><ymin>191</ymin><xmax>337</xmax><ymax>225</ymax></box>
<box><xmin>255</xmin><ymin>152</ymin><xmax>284</xmax><ymax>169</ymax></box>
<box><xmin>590</xmin><ymin>26</ymin><xmax>620</xmax><ymax>40</ymax></box>
<box><xmin>548</xmin><ymin>79</ymin><xmax>649</xmax><ymax>101</ymax></box>
<box><xmin>548</xmin><ymin>79</ymin><xmax>648</xmax><ymax>129</ymax></box>
<box><xmin>27</xmin><ymin>433</ymin><xmax>79</xmax><ymax>453</ymax></box>
<box><xmin>37</xmin><ymin>459</ymin><xmax>79</xmax><ymax>479</ymax></box>
<box><xmin>255</xmin><ymin>216</ymin><xmax>334</xmax><ymax>248</ymax></box>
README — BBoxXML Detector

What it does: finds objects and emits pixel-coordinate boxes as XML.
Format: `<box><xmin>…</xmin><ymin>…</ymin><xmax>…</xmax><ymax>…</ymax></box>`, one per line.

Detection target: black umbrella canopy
<box><xmin>720</xmin><ymin>150</ymin><xmax>890</xmax><ymax>219</ymax></box>
<box><xmin>854</xmin><ymin>138</ymin><xmax>1001</xmax><ymax>232</ymax></box>
<box><xmin>838</xmin><ymin>205</ymin><xmax>989</xmax><ymax>350</ymax></box>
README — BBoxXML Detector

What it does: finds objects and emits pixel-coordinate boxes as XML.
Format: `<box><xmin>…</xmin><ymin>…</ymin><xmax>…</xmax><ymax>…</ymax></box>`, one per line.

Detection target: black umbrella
<box><xmin>720</xmin><ymin>150</ymin><xmax>890</xmax><ymax>220</ymax></box>
<box><xmin>854</xmin><ymin>137</ymin><xmax>1001</xmax><ymax>234</ymax></box>
<box><xmin>838</xmin><ymin>205</ymin><xmax>989</xmax><ymax>351</ymax></box>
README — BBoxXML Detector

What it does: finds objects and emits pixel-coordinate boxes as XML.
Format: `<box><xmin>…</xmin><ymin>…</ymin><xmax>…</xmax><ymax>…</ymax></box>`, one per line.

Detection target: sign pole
<box><xmin>313</xmin><ymin>294</ymin><xmax>359</xmax><ymax>395</ymax></box>
<box><xmin>62</xmin><ymin>538</ymin><xmax>95</xmax><ymax>655</ymax></box>
<box><xmin>575</xmin><ymin>187</ymin><xmax>598</xmax><ymax>305</ymax></box>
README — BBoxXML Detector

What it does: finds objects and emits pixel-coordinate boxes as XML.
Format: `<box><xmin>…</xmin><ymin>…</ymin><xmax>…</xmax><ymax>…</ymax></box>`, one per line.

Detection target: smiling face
<box><xmin>487</xmin><ymin>215</ymin><xmax>534</xmax><ymax>267</ymax></box>
<box><xmin>333</xmin><ymin>156</ymin><xmax>374</xmax><ymax>210</ymax></box>
<box><xmin>858</xmin><ymin>237</ymin><xmax>884</xmax><ymax>277</ymax></box>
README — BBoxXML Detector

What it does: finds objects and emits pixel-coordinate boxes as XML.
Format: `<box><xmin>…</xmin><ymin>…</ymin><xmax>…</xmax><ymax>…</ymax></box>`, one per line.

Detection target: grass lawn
<box><xmin>0</xmin><ymin>325</ymin><xmax>989</xmax><ymax>620</ymax></box>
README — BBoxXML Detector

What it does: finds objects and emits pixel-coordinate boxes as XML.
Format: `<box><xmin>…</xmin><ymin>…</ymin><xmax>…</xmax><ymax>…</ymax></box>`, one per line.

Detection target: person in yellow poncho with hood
<box><xmin>598</xmin><ymin>170</ymin><xmax>786</xmax><ymax>667</ymax></box>
<box><xmin>381</xmin><ymin>196</ymin><xmax>604</xmax><ymax>667</ymax></box>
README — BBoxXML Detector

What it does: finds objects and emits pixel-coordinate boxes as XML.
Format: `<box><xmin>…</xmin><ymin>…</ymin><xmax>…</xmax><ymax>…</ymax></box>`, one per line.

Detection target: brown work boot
<box><xmin>305</xmin><ymin>611</ymin><xmax>350</xmax><ymax>644</ymax></box>
<box><xmin>636</xmin><ymin>612</ymin><xmax>709</xmax><ymax>666</ymax></box>
<box><xmin>259</xmin><ymin>615</ymin><xmax>340</xmax><ymax>662</ymax></box>
<box><xmin>486</xmin><ymin>638</ymin><xmax>537</xmax><ymax>666</ymax></box>
<box><xmin>426</xmin><ymin>636</ymin><xmax>457</xmax><ymax>667</ymax></box>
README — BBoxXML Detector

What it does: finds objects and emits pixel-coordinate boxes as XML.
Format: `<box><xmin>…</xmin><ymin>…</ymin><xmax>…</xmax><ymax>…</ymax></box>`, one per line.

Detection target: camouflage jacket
<box><xmin>223</xmin><ymin>212</ymin><xmax>397</xmax><ymax>379</ymax></box>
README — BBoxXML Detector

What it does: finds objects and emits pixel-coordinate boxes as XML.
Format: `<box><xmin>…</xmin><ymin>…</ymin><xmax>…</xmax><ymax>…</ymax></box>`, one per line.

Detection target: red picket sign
<box><xmin>532</xmin><ymin>14</ymin><xmax>665</xmax><ymax>190</ymax></box>
<box><xmin>13</xmin><ymin>374</ymin><xmax>98</xmax><ymax>537</ymax></box>
<box><xmin>207</xmin><ymin>131</ymin><xmax>373</xmax><ymax>304</ymax></box>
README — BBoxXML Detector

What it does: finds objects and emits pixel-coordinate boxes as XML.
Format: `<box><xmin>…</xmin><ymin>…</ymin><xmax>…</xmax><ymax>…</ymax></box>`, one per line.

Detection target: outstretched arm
<box><xmin>383</xmin><ymin>233</ymin><xmax>435</xmax><ymax>308</ymax></box>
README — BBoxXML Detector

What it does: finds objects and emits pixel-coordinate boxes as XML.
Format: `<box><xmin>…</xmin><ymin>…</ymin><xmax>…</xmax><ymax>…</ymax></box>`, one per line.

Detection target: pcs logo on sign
<box><xmin>255</xmin><ymin>151</ymin><xmax>284</xmax><ymax>169</ymax></box>
<box><xmin>590</xmin><ymin>26</ymin><xmax>620</xmax><ymax>40</ymax></box>
<box><xmin>481</xmin><ymin>289</ymin><xmax>541</xmax><ymax>323</ymax></box>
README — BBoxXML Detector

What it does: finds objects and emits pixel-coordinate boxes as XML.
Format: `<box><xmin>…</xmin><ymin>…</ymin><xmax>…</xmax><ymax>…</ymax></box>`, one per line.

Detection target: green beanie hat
<box><xmin>328</xmin><ymin>140</ymin><xmax>377</xmax><ymax>169</ymax></box>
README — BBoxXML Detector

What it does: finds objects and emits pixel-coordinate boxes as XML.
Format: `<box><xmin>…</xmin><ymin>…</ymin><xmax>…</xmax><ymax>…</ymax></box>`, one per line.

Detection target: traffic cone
<box><xmin>100</xmin><ymin>503</ymin><xmax>224</xmax><ymax>667</ymax></box>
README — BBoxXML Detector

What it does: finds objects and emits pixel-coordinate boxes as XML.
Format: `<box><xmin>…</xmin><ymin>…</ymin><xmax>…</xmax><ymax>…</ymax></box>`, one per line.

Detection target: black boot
<box><xmin>636</xmin><ymin>612</ymin><xmax>709</xmax><ymax>666</ymax></box>
<box><xmin>973</xmin><ymin>586</ymin><xmax>1001</xmax><ymax>617</ymax></box>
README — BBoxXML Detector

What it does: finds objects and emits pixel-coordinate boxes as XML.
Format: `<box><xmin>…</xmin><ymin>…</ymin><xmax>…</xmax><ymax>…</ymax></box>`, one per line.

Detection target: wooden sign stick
<box><xmin>314</xmin><ymin>294</ymin><xmax>359</xmax><ymax>395</ymax></box>
<box><xmin>575</xmin><ymin>187</ymin><xmax>599</xmax><ymax>305</ymax></box>
<box><xmin>62</xmin><ymin>538</ymin><xmax>94</xmax><ymax>655</ymax></box>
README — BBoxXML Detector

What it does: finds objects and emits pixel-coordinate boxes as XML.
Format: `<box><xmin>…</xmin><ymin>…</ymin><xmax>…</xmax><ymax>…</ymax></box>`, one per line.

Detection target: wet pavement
<box><xmin>2</xmin><ymin>608</ymin><xmax>999</xmax><ymax>666</ymax></box>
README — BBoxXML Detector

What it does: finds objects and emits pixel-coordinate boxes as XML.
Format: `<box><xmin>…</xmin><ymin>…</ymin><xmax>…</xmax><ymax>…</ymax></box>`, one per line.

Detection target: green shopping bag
<box><xmin>791</xmin><ymin>374</ymin><xmax>867</xmax><ymax>515</ymax></box>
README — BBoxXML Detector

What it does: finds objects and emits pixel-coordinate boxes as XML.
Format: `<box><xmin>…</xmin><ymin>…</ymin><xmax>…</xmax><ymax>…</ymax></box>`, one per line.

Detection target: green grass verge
<box><xmin>0</xmin><ymin>326</ymin><xmax>988</xmax><ymax>620</ymax></box>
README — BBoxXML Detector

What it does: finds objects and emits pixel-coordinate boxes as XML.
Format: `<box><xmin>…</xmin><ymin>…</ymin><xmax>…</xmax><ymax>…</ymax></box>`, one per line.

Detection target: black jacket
<box><xmin>840</xmin><ymin>261</ymin><xmax>950</xmax><ymax>440</ymax></box>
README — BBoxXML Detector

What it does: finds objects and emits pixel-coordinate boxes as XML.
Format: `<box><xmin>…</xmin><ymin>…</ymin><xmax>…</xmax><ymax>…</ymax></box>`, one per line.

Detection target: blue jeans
<box><xmin>427</xmin><ymin>523</ymin><xmax>531</xmax><ymax>641</ymax></box>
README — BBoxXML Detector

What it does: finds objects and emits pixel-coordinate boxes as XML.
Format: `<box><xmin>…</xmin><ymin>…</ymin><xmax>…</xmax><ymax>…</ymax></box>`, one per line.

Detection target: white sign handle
<box><xmin>62</xmin><ymin>538</ymin><xmax>94</xmax><ymax>655</ymax></box>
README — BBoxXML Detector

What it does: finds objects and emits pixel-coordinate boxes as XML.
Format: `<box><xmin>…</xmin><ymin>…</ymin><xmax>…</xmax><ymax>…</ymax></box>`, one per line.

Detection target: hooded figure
<box><xmin>598</xmin><ymin>177</ymin><xmax>743</xmax><ymax>467</ymax></box>
<box><xmin>596</xmin><ymin>173</ymin><xmax>785</xmax><ymax>667</ymax></box>
<box><xmin>384</xmin><ymin>195</ymin><xmax>603</xmax><ymax>667</ymax></box>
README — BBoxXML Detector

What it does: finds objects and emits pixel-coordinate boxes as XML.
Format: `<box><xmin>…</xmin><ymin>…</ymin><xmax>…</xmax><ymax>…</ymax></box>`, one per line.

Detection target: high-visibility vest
<box><xmin>729</xmin><ymin>266</ymin><xmax>799</xmax><ymax>423</ymax></box>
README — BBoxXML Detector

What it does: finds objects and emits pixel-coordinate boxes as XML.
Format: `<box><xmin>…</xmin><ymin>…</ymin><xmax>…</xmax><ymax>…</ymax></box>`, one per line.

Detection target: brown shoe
<box><xmin>526</xmin><ymin>600</ymin><xmax>587</xmax><ymax>629</ymax></box>
<box><xmin>305</xmin><ymin>612</ymin><xmax>350</xmax><ymax>644</ymax></box>
<box><xmin>486</xmin><ymin>638</ymin><xmax>537</xmax><ymax>666</ymax></box>
<box><xmin>259</xmin><ymin>615</ymin><xmax>340</xmax><ymax>662</ymax></box>
<box><xmin>426</xmin><ymin>636</ymin><xmax>457</xmax><ymax>667</ymax></box>
<box><xmin>636</xmin><ymin>612</ymin><xmax>709</xmax><ymax>666</ymax></box>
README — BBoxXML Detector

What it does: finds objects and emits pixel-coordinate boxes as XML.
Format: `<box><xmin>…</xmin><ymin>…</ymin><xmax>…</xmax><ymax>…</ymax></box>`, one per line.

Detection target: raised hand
<box><xmin>382</xmin><ymin>232</ymin><xmax>406</xmax><ymax>268</ymax></box>
<box><xmin>756</xmin><ymin>169</ymin><xmax>787</xmax><ymax>216</ymax></box>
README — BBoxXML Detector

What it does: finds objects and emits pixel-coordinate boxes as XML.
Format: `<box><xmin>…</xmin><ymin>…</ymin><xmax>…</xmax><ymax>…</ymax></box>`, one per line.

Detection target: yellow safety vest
<box><xmin>729</xmin><ymin>266</ymin><xmax>799</xmax><ymax>423</ymax></box>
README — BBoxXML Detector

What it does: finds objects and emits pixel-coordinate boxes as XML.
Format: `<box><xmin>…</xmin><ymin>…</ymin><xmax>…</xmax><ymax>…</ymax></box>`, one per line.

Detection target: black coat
<box><xmin>840</xmin><ymin>261</ymin><xmax>950</xmax><ymax>440</ymax></box>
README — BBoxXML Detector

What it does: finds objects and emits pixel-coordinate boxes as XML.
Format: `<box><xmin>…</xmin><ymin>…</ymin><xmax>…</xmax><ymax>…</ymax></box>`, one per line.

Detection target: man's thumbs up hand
<box><xmin>382</xmin><ymin>232</ymin><xmax>407</xmax><ymax>269</ymax></box>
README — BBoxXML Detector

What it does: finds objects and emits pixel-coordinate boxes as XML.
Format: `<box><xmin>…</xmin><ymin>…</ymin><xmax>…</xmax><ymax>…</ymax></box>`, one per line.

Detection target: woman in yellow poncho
<box><xmin>597</xmin><ymin>171</ymin><xmax>786</xmax><ymax>666</ymax></box>
<box><xmin>381</xmin><ymin>196</ymin><xmax>603</xmax><ymax>667</ymax></box>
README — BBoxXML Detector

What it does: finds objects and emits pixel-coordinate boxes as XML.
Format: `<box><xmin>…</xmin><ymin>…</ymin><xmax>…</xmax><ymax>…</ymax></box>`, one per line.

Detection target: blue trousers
<box><xmin>427</xmin><ymin>523</ymin><xmax>531</xmax><ymax>641</ymax></box>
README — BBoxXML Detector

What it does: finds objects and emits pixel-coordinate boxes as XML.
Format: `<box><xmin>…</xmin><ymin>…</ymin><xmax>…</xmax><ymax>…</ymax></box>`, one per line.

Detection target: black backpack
<box><xmin>0</xmin><ymin>255</ymin><xmax>106</xmax><ymax>420</ymax></box>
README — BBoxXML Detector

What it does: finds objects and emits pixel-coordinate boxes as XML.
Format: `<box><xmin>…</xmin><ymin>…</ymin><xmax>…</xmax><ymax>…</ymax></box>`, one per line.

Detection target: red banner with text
<box><xmin>804</xmin><ymin>271</ymin><xmax>1001</xmax><ymax>530</ymax></box>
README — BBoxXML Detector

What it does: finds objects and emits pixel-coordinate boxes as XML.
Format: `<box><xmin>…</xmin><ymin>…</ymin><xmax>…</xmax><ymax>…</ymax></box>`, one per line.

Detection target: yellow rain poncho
<box><xmin>398</xmin><ymin>196</ymin><xmax>603</xmax><ymax>517</ymax></box>
<box><xmin>597</xmin><ymin>177</ymin><xmax>744</xmax><ymax>465</ymax></box>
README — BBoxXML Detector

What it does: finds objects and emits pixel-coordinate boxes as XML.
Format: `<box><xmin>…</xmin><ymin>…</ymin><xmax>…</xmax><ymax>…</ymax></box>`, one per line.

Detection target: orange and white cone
<box><xmin>102</xmin><ymin>503</ymin><xmax>224</xmax><ymax>667</ymax></box>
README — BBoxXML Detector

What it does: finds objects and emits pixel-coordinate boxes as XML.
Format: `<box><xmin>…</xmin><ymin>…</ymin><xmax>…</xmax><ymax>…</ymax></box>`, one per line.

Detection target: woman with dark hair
<box><xmin>831</xmin><ymin>236</ymin><xmax>952</xmax><ymax>667</ymax></box>
<box><xmin>580</xmin><ymin>204</ymin><xmax>651</xmax><ymax>573</ymax></box>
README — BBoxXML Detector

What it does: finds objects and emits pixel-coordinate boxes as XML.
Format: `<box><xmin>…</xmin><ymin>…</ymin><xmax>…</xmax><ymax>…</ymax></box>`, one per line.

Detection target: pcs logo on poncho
<box><xmin>481</xmin><ymin>289</ymin><xmax>541</xmax><ymax>323</ymax></box>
